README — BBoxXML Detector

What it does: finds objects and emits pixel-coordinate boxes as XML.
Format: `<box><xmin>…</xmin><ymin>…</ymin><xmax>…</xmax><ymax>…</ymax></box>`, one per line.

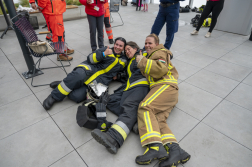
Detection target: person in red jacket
<box><xmin>79</xmin><ymin>0</ymin><xmax>108</xmax><ymax>52</ymax></box>
<box><xmin>30</xmin><ymin>0</ymin><xmax>74</xmax><ymax>61</ymax></box>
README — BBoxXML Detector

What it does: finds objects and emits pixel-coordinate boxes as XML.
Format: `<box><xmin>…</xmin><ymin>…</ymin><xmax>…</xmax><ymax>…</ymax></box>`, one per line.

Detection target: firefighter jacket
<box><xmin>29</xmin><ymin>0</ymin><xmax>66</xmax><ymax>15</ymax></box>
<box><xmin>76</xmin><ymin>47</ymin><xmax>128</xmax><ymax>86</ymax></box>
<box><xmin>137</xmin><ymin>44</ymin><xmax>178</xmax><ymax>89</ymax></box>
<box><xmin>79</xmin><ymin>0</ymin><xmax>108</xmax><ymax>17</ymax></box>
<box><xmin>124</xmin><ymin>51</ymin><xmax>149</xmax><ymax>91</ymax></box>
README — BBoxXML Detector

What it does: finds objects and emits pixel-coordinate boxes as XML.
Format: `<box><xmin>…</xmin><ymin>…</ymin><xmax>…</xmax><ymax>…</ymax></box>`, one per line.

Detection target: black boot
<box><xmin>135</xmin><ymin>143</ymin><xmax>168</xmax><ymax>165</ymax></box>
<box><xmin>109</xmin><ymin>39</ymin><xmax>114</xmax><ymax>44</ymax></box>
<box><xmin>43</xmin><ymin>94</ymin><xmax>57</xmax><ymax>110</ymax></box>
<box><xmin>159</xmin><ymin>143</ymin><xmax>191</xmax><ymax>167</ymax></box>
<box><xmin>50</xmin><ymin>81</ymin><xmax>61</xmax><ymax>89</ymax></box>
<box><xmin>91</xmin><ymin>129</ymin><xmax>119</xmax><ymax>154</ymax></box>
<box><xmin>132</xmin><ymin>122</ymin><xmax>139</xmax><ymax>134</ymax></box>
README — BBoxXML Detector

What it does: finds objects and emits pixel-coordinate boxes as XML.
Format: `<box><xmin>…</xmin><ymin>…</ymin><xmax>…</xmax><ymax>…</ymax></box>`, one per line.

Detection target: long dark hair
<box><xmin>114</xmin><ymin>37</ymin><xmax>127</xmax><ymax>50</ymax></box>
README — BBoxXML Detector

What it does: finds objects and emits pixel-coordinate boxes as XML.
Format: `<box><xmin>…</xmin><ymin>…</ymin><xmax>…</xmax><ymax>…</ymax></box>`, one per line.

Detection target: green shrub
<box><xmin>0</xmin><ymin>1</ymin><xmax>8</xmax><ymax>15</ymax></box>
<box><xmin>14</xmin><ymin>3</ymin><xmax>20</xmax><ymax>8</ymax></box>
<box><xmin>66</xmin><ymin>0</ymin><xmax>74</xmax><ymax>5</ymax></box>
<box><xmin>73</xmin><ymin>1</ymin><xmax>82</xmax><ymax>6</ymax></box>
<box><xmin>19</xmin><ymin>0</ymin><xmax>30</xmax><ymax>7</ymax></box>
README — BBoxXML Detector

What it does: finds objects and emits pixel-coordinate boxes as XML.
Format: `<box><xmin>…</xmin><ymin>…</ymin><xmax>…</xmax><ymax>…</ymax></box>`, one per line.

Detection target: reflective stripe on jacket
<box><xmin>137</xmin><ymin>44</ymin><xmax>179</xmax><ymax>89</ymax></box>
<box><xmin>75</xmin><ymin>47</ymin><xmax>128</xmax><ymax>86</ymax></box>
<box><xmin>124</xmin><ymin>51</ymin><xmax>149</xmax><ymax>91</ymax></box>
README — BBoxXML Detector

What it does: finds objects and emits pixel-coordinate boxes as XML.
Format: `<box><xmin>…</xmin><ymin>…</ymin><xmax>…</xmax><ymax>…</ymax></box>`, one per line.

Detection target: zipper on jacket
<box><xmin>50</xmin><ymin>0</ymin><xmax>54</xmax><ymax>13</ymax></box>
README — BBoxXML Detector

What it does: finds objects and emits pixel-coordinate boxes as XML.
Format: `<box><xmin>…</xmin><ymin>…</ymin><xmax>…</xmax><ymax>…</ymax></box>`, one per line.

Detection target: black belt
<box><xmin>160</xmin><ymin>2</ymin><xmax>178</xmax><ymax>7</ymax></box>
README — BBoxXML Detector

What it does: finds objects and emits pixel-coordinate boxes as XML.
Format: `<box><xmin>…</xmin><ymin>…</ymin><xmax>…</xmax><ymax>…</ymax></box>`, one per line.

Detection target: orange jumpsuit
<box><xmin>30</xmin><ymin>0</ymin><xmax>66</xmax><ymax>42</ymax></box>
<box><xmin>104</xmin><ymin>2</ymin><xmax>113</xmax><ymax>40</ymax></box>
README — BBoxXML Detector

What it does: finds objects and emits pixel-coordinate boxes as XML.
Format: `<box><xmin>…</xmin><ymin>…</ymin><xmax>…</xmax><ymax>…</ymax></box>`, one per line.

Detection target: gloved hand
<box><xmin>98</xmin><ymin>91</ymin><xmax>110</xmax><ymax>106</ymax></box>
<box><xmin>95</xmin><ymin>103</ymin><xmax>112</xmax><ymax>131</ymax></box>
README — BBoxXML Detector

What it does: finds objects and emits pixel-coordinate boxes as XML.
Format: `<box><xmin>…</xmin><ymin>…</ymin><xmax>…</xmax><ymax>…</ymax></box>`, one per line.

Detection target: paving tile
<box><xmin>207</xmin><ymin>39</ymin><xmax>240</xmax><ymax>51</ymax></box>
<box><xmin>220</xmin><ymin>51</ymin><xmax>252</xmax><ymax>69</ymax></box>
<box><xmin>0</xmin><ymin>94</ymin><xmax>48</xmax><ymax>139</ymax></box>
<box><xmin>52</xmin><ymin>105</ymin><xmax>93</xmax><ymax>148</ymax></box>
<box><xmin>0</xmin><ymin>78</ymin><xmax>32</xmax><ymax>107</ymax></box>
<box><xmin>232</xmin><ymin>44</ymin><xmax>252</xmax><ymax>56</ymax></box>
<box><xmin>0</xmin><ymin>65</ymin><xmax>20</xmax><ymax>85</ymax></box>
<box><xmin>226</xmin><ymin>83</ymin><xmax>252</xmax><ymax>111</ymax></box>
<box><xmin>171</xmin><ymin>59</ymin><xmax>201</xmax><ymax>81</ymax></box>
<box><xmin>242</xmin><ymin>72</ymin><xmax>252</xmax><ymax>86</ymax></box>
<box><xmin>0</xmin><ymin>118</ymin><xmax>74</xmax><ymax>167</ymax></box>
<box><xmin>176</xmin><ymin>82</ymin><xmax>222</xmax><ymax>120</ymax></box>
<box><xmin>217</xmin><ymin>33</ymin><xmax>249</xmax><ymax>44</ymax></box>
<box><xmin>167</xmin><ymin>107</ymin><xmax>199</xmax><ymax>142</ymax></box>
<box><xmin>50</xmin><ymin>151</ymin><xmax>87</xmax><ymax>167</ymax></box>
<box><xmin>170</xmin><ymin>44</ymin><xmax>189</xmax><ymax>57</ymax></box>
<box><xmin>203</xmin><ymin>100</ymin><xmax>252</xmax><ymax>150</ymax></box>
<box><xmin>205</xmin><ymin>59</ymin><xmax>252</xmax><ymax>82</ymax></box>
<box><xmin>1</xmin><ymin>42</ymin><xmax>22</xmax><ymax>55</ymax></box>
<box><xmin>176</xmin><ymin>50</ymin><xmax>216</xmax><ymax>68</ymax></box>
<box><xmin>193</xmin><ymin>43</ymin><xmax>230</xmax><ymax>58</ymax></box>
<box><xmin>241</xmin><ymin>40</ymin><xmax>252</xmax><ymax>47</ymax></box>
<box><xmin>172</xmin><ymin>38</ymin><xmax>204</xmax><ymax>50</ymax></box>
<box><xmin>0</xmin><ymin>49</ymin><xmax>5</xmax><ymax>57</ymax></box>
<box><xmin>77</xmin><ymin>135</ymin><xmax>153</xmax><ymax>167</ymax></box>
<box><xmin>179</xmin><ymin>123</ymin><xmax>252</xmax><ymax>167</ymax></box>
<box><xmin>35</xmin><ymin>87</ymin><xmax>77</xmax><ymax>115</ymax></box>
<box><xmin>186</xmin><ymin>70</ymin><xmax>239</xmax><ymax>98</ymax></box>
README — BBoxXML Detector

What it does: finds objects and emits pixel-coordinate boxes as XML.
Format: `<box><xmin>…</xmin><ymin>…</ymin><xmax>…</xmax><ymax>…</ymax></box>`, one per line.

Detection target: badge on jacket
<box><xmin>94</xmin><ymin>6</ymin><xmax>99</xmax><ymax>11</ymax></box>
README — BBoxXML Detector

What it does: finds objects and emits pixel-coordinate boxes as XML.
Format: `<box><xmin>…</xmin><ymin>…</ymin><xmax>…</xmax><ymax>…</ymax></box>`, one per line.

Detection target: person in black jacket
<box><xmin>91</xmin><ymin>41</ymin><xmax>150</xmax><ymax>154</ymax></box>
<box><xmin>43</xmin><ymin>37</ymin><xmax>127</xmax><ymax>110</ymax></box>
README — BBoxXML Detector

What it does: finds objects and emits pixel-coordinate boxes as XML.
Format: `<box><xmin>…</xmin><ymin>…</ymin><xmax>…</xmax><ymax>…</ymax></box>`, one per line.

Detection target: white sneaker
<box><xmin>205</xmin><ymin>32</ymin><xmax>211</xmax><ymax>38</ymax></box>
<box><xmin>190</xmin><ymin>30</ymin><xmax>198</xmax><ymax>35</ymax></box>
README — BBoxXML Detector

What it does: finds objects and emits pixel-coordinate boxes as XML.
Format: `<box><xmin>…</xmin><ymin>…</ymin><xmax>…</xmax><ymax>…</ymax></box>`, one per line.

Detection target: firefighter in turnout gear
<box><xmin>135</xmin><ymin>34</ymin><xmax>190</xmax><ymax>167</ymax></box>
<box><xmin>43</xmin><ymin>37</ymin><xmax>127</xmax><ymax>110</ymax></box>
<box><xmin>91</xmin><ymin>42</ymin><xmax>150</xmax><ymax>154</ymax></box>
<box><xmin>29</xmin><ymin>0</ymin><xmax>74</xmax><ymax>61</ymax></box>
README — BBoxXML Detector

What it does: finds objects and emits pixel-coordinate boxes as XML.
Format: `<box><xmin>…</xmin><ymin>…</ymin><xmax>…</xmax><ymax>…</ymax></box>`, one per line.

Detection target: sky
<box><xmin>13</xmin><ymin>0</ymin><xmax>207</xmax><ymax>8</ymax></box>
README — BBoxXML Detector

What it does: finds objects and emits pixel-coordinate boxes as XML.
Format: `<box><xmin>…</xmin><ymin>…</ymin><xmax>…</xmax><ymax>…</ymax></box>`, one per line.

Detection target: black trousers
<box><xmin>87</xmin><ymin>14</ymin><xmax>104</xmax><ymax>51</ymax></box>
<box><xmin>107</xmin><ymin>86</ymin><xmax>149</xmax><ymax>147</ymax></box>
<box><xmin>196</xmin><ymin>0</ymin><xmax>224</xmax><ymax>33</ymax></box>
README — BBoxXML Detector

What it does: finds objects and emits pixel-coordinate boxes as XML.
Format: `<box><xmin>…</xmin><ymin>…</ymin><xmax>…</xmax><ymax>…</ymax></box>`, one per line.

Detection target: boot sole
<box><xmin>91</xmin><ymin>130</ymin><xmax>117</xmax><ymax>154</ymax></box>
<box><xmin>136</xmin><ymin>155</ymin><xmax>169</xmax><ymax>165</ymax></box>
<box><xmin>161</xmin><ymin>154</ymin><xmax>191</xmax><ymax>167</ymax></box>
<box><xmin>66</xmin><ymin>51</ymin><xmax>74</xmax><ymax>55</ymax></box>
<box><xmin>57</xmin><ymin>58</ymin><xmax>73</xmax><ymax>61</ymax></box>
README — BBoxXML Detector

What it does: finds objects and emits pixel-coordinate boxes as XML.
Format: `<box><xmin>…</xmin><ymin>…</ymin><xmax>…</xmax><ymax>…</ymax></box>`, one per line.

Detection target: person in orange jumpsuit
<box><xmin>104</xmin><ymin>2</ymin><xmax>114</xmax><ymax>44</ymax></box>
<box><xmin>30</xmin><ymin>0</ymin><xmax>74</xmax><ymax>61</ymax></box>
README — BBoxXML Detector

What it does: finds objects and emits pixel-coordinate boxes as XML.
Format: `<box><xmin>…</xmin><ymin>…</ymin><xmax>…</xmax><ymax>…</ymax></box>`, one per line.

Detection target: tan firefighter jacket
<box><xmin>137</xmin><ymin>44</ymin><xmax>179</xmax><ymax>89</ymax></box>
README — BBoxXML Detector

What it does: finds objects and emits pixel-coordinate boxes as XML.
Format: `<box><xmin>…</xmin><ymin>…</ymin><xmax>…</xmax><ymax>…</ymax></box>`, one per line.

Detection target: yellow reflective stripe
<box><xmin>150</xmin><ymin>79</ymin><xmax>177</xmax><ymax>87</ymax></box>
<box><xmin>92</xmin><ymin>53</ymin><xmax>99</xmax><ymax>63</ymax></box>
<box><xmin>143</xmin><ymin>147</ymin><xmax>149</xmax><ymax>155</ymax></box>
<box><xmin>142</xmin><ymin>85</ymin><xmax>170</xmax><ymax>106</ymax></box>
<box><xmin>144</xmin><ymin>111</ymin><xmax>153</xmax><ymax>132</ymax></box>
<box><xmin>84</xmin><ymin>58</ymin><xmax>119</xmax><ymax>85</ymax></box>
<box><xmin>124</xmin><ymin>57</ymin><xmax>135</xmax><ymax>91</ymax></box>
<box><xmin>129</xmin><ymin>81</ymin><xmax>149</xmax><ymax>89</ymax></box>
<box><xmin>143</xmin><ymin>52</ymin><xmax>148</xmax><ymax>57</ymax></box>
<box><xmin>112</xmin><ymin>124</ymin><xmax>127</xmax><ymax>140</ymax></box>
<box><xmin>118</xmin><ymin>59</ymin><xmax>126</xmax><ymax>68</ymax></box>
<box><xmin>150</xmin><ymin>146</ymin><xmax>159</xmax><ymax>151</ymax></box>
<box><xmin>77</xmin><ymin>65</ymin><xmax>89</xmax><ymax>70</ymax></box>
<box><xmin>161</xmin><ymin>134</ymin><xmax>176</xmax><ymax>141</ymax></box>
<box><xmin>107</xmin><ymin>54</ymin><xmax>115</xmax><ymax>58</ymax></box>
<box><xmin>57</xmin><ymin>84</ymin><xmax>70</xmax><ymax>95</ymax></box>
<box><xmin>140</xmin><ymin>131</ymin><xmax>161</xmax><ymax>142</ymax></box>
<box><xmin>145</xmin><ymin>59</ymin><xmax>152</xmax><ymax>75</ymax></box>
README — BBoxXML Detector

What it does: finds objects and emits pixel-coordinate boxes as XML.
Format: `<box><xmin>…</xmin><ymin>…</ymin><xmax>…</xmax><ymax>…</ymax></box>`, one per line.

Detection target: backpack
<box><xmin>191</xmin><ymin>14</ymin><xmax>201</xmax><ymax>27</ymax></box>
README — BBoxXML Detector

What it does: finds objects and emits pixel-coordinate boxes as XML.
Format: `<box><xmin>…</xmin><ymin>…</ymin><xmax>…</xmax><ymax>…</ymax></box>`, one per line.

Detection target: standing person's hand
<box><xmin>136</xmin><ymin>50</ymin><xmax>143</xmax><ymax>63</ymax></box>
<box><xmin>87</xmin><ymin>0</ymin><xmax>92</xmax><ymax>4</ymax></box>
<box><xmin>104</xmin><ymin>46</ymin><xmax>113</xmax><ymax>56</ymax></box>
<box><xmin>31</xmin><ymin>3</ymin><xmax>37</xmax><ymax>10</ymax></box>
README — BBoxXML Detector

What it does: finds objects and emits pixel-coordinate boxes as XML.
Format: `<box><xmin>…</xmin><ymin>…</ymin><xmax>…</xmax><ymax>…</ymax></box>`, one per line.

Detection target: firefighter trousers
<box><xmin>107</xmin><ymin>86</ymin><xmax>149</xmax><ymax>147</ymax></box>
<box><xmin>138</xmin><ymin>84</ymin><xmax>178</xmax><ymax>147</ymax></box>
<box><xmin>48</xmin><ymin>14</ymin><xmax>65</xmax><ymax>42</ymax></box>
<box><xmin>51</xmin><ymin>67</ymin><xmax>90</xmax><ymax>103</ymax></box>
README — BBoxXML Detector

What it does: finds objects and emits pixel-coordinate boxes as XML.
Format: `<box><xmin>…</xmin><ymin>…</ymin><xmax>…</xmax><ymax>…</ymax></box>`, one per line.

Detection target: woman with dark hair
<box><xmin>135</xmin><ymin>34</ymin><xmax>190</xmax><ymax>167</ymax></box>
<box><xmin>43</xmin><ymin>37</ymin><xmax>127</xmax><ymax>110</ymax></box>
<box><xmin>91</xmin><ymin>41</ymin><xmax>150</xmax><ymax>154</ymax></box>
<box><xmin>191</xmin><ymin>0</ymin><xmax>225</xmax><ymax>38</ymax></box>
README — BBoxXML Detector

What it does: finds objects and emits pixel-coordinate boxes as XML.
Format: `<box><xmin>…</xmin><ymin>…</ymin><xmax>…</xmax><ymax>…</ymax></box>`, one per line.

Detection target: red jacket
<box><xmin>79</xmin><ymin>0</ymin><xmax>107</xmax><ymax>17</ymax></box>
<box><xmin>29</xmin><ymin>0</ymin><xmax>66</xmax><ymax>15</ymax></box>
